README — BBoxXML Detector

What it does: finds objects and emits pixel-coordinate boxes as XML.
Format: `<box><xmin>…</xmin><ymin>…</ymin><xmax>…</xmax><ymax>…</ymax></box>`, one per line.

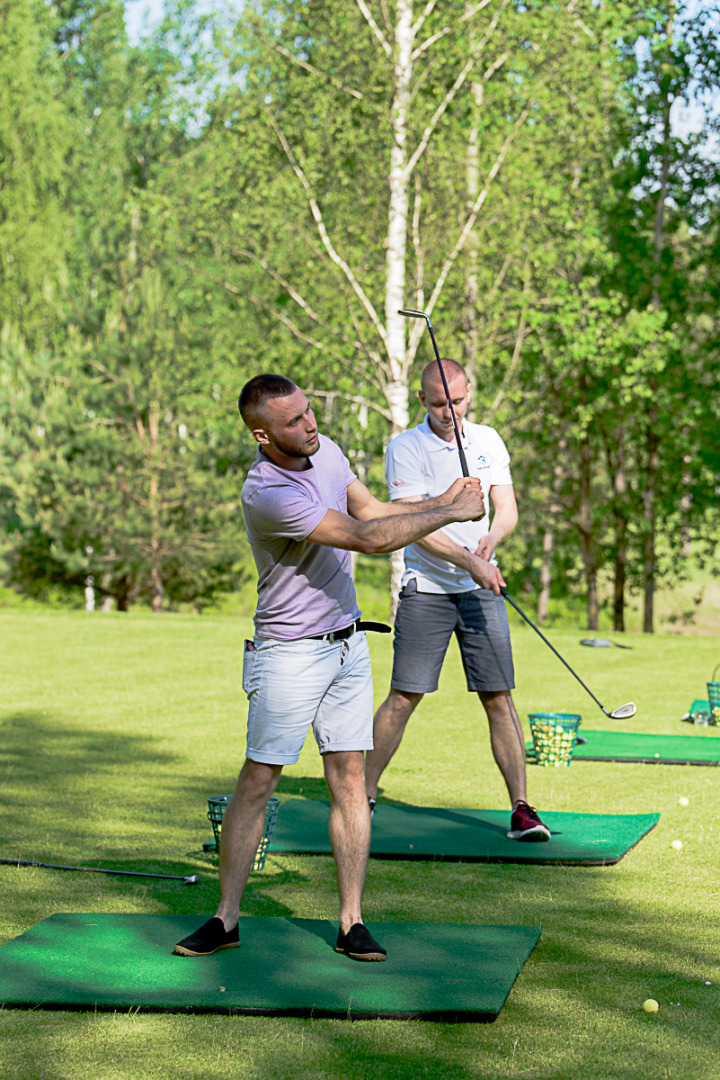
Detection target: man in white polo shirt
<box><xmin>365</xmin><ymin>359</ymin><xmax>550</xmax><ymax>842</ymax></box>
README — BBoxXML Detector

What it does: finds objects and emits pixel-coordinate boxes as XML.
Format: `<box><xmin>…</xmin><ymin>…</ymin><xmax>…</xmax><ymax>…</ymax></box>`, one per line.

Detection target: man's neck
<box><xmin>260</xmin><ymin>446</ymin><xmax>312</xmax><ymax>472</ymax></box>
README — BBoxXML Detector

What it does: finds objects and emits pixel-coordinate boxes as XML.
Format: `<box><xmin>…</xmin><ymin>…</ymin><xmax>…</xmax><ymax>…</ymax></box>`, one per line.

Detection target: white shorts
<box><xmin>242</xmin><ymin>631</ymin><xmax>374</xmax><ymax>765</ymax></box>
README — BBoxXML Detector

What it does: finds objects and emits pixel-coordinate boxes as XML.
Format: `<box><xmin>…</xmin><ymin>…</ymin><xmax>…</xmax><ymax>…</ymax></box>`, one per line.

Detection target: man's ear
<box><xmin>252</xmin><ymin>426</ymin><xmax>270</xmax><ymax>446</ymax></box>
<box><xmin>418</xmin><ymin>388</ymin><xmax>426</xmax><ymax>405</ymax></box>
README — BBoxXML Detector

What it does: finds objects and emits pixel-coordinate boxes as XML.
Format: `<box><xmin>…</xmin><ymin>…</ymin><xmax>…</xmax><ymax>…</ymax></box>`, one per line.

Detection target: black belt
<box><xmin>309</xmin><ymin>620</ymin><xmax>391</xmax><ymax>643</ymax></box>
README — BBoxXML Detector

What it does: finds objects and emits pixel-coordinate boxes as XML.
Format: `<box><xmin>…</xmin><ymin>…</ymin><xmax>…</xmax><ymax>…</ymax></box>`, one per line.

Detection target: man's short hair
<box><xmin>420</xmin><ymin>358</ymin><xmax>467</xmax><ymax>392</ymax></box>
<box><xmin>238</xmin><ymin>374</ymin><xmax>298</xmax><ymax>429</ymax></box>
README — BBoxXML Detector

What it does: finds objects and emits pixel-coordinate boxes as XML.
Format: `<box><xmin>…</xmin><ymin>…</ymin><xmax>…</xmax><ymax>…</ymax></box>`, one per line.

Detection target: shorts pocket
<box><xmin>242</xmin><ymin>641</ymin><xmax>257</xmax><ymax>696</ymax></box>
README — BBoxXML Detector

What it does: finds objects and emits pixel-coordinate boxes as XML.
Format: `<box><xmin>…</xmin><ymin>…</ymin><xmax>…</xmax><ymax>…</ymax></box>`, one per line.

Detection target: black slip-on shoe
<box><xmin>335</xmin><ymin>922</ymin><xmax>387</xmax><ymax>962</ymax></box>
<box><xmin>174</xmin><ymin>917</ymin><xmax>240</xmax><ymax>956</ymax></box>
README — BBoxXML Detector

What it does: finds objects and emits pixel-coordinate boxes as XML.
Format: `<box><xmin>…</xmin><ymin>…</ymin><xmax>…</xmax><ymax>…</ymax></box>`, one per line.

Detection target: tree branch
<box><xmin>411</xmin><ymin>172</ymin><xmax>425</xmax><ymax>313</ymax></box>
<box><xmin>412</xmin><ymin>0</ymin><xmax>494</xmax><ymax>60</ymax></box>
<box><xmin>229</xmin><ymin>248</ymin><xmax>366</xmax><ymax>353</ymax></box>
<box><xmin>423</xmin><ymin>100</ymin><xmax>532</xmax><ymax>317</ymax></box>
<box><xmin>267</xmin><ymin>109</ymin><xmax>388</xmax><ymax>350</ymax></box>
<box><xmin>305</xmin><ymin>387</ymin><xmax>392</xmax><ymax>422</ymax></box>
<box><xmin>406</xmin><ymin>0</ymin><xmax>511</xmax><ymax>176</ymax></box>
<box><xmin>355</xmin><ymin>0</ymin><xmax>392</xmax><ymax>56</ymax></box>
<box><xmin>253</xmin><ymin>29</ymin><xmax>366</xmax><ymax>101</ymax></box>
<box><xmin>485</xmin><ymin>259</ymin><xmax>532</xmax><ymax>418</ymax></box>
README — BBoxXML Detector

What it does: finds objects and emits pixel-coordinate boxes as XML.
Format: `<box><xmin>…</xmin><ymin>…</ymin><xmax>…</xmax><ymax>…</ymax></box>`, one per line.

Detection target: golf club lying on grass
<box><xmin>0</xmin><ymin>858</ymin><xmax>198</xmax><ymax>885</ymax></box>
<box><xmin>580</xmin><ymin>638</ymin><xmax>632</xmax><ymax>650</ymax></box>
<box><xmin>398</xmin><ymin>306</ymin><xmax>637</xmax><ymax>723</ymax></box>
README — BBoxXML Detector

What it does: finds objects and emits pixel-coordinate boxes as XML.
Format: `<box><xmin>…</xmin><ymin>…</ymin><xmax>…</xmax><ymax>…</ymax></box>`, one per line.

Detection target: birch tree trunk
<box><xmin>643</xmin><ymin>1</ymin><xmax>674</xmax><ymax>634</ymax></box>
<box><xmin>148</xmin><ymin>399</ymin><xmax>164</xmax><ymax>613</ymax></box>
<box><xmin>537</xmin><ymin>438</ymin><xmax>567</xmax><ymax>624</ymax></box>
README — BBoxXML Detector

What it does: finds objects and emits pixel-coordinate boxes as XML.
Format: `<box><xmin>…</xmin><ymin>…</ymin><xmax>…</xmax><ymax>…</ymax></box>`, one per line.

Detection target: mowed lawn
<box><xmin>1</xmin><ymin>610</ymin><xmax>719</xmax><ymax>1080</ymax></box>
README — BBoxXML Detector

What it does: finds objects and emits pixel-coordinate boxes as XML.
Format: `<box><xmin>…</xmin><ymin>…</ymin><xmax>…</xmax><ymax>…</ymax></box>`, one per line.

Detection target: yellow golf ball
<box><xmin>678</xmin><ymin>797</ymin><xmax>689</xmax><ymax>807</ymax></box>
<box><xmin>643</xmin><ymin>999</ymin><xmax>659</xmax><ymax>1014</ymax></box>
<box><xmin>671</xmin><ymin>839</ymin><xmax>683</xmax><ymax>851</ymax></box>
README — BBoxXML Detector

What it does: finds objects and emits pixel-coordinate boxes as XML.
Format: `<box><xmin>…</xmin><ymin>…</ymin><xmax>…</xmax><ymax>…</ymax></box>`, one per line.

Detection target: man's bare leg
<box><xmin>215</xmin><ymin>758</ymin><xmax>283</xmax><ymax>930</ymax></box>
<box><xmin>478</xmin><ymin>690</ymin><xmax>527</xmax><ymax>807</ymax></box>
<box><xmin>364</xmin><ymin>689</ymin><xmax>423</xmax><ymax>801</ymax></box>
<box><xmin>323</xmin><ymin>750</ymin><xmax>373</xmax><ymax>932</ymax></box>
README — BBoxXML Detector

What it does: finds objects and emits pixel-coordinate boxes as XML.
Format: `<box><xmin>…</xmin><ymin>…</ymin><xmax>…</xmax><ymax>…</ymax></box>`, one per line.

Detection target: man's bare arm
<box><xmin>345</xmin><ymin>476</ymin><xmax>481</xmax><ymax>521</ymax></box>
<box><xmin>306</xmin><ymin>484</ymin><xmax>485</xmax><ymax>555</ymax></box>
<box><xmin>415</xmin><ymin>527</ymin><xmax>506</xmax><ymax>594</ymax></box>
<box><xmin>474</xmin><ymin>485</ymin><xmax>518</xmax><ymax>561</ymax></box>
<box><xmin>391</xmin><ymin>494</ymin><xmax>505</xmax><ymax>595</ymax></box>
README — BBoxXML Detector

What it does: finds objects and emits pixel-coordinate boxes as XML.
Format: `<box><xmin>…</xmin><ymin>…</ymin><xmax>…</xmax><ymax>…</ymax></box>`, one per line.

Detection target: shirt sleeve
<box><xmin>244</xmin><ymin>483</ymin><xmax>328</xmax><ymax>542</ymax></box>
<box><xmin>486</xmin><ymin>428</ymin><xmax>513</xmax><ymax>488</ymax></box>
<box><xmin>385</xmin><ymin>432</ymin><xmax>428</xmax><ymax>501</ymax></box>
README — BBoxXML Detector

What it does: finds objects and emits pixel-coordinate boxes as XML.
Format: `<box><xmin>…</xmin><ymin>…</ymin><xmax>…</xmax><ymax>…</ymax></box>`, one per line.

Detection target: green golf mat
<box><xmin>683</xmin><ymin>699</ymin><xmax>716</xmax><ymax>725</ymax></box>
<box><xmin>269</xmin><ymin>799</ymin><xmax>658</xmax><ymax>865</ymax></box>
<box><xmin>0</xmin><ymin>914</ymin><xmax>541</xmax><ymax>1022</ymax></box>
<box><xmin>527</xmin><ymin>729</ymin><xmax>720</xmax><ymax>766</ymax></box>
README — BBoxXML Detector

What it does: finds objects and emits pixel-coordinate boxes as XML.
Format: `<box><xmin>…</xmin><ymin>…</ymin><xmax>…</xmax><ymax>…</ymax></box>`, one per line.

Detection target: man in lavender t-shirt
<box><xmin>175</xmin><ymin>374</ymin><xmax>485</xmax><ymax>963</ymax></box>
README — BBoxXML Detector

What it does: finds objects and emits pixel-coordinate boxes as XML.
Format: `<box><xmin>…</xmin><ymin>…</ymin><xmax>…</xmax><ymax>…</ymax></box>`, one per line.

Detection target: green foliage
<box><xmin>0</xmin><ymin>0</ymin><xmax>72</xmax><ymax>346</ymax></box>
<box><xmin>0</xmin><ymin>0</ymin><xmax>718</xmax><ymax>624</ymax></box>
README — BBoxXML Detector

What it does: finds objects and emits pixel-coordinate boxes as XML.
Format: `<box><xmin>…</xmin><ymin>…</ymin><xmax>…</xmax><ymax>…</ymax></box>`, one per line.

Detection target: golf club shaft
<box><xmin>398</xmin><ymin>309</ymin><xmax>470</xmax><ymax>476</ymax></box>
<box><xmin>0</xmin><ymin>858</ymin><xmax>198</xmax><ymax>884</ymax></box>
<box><xmin>424</xmin><ymin>325</ymin><xmax>470</xmax><ymax>477</ymax></box>
<box><xmin>500</xmin><ymin>590</ymin><xmax>609</xmax><ymax>716</ymax></box>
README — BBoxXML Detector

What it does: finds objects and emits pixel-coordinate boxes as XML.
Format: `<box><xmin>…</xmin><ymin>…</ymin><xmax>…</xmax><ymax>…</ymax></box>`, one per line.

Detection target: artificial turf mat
<box><xmin>530</xmin><ymin>728</ymin><xmax>720</xmax><ymax>765</ymax></box>
<box><xmin>683</xmin><ymin>698</ymin><xmax>717</xmax><ymax>724</ymax></box>
<box><xmin>269</xmin><ymin>799</ymin><xmax>658</xmax><ymax>865</ymax></box>
<box><xmin>0</xmin><ymin>914</ymin><xmax>541</xmax><ymax>1022</ymax></box>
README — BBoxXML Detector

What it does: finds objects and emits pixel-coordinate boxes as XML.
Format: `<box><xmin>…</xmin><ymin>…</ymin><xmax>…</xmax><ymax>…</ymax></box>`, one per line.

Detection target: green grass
<box><xmin>1</xmin><ymin>611</ymin><xmax>719</xmax><ymax>1079</ymax></box>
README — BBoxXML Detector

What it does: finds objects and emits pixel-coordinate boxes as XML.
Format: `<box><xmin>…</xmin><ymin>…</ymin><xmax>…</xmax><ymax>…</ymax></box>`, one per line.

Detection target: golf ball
<box><xmin>678</xmin><ymin>797</ymin><xmax>689</xmax><ymax>807</ymax></box>
<box><xmin>671</xmin><ymin>839</ymin><xmax>683</xmax><ymax>851</ymax></box>
<box><xmin>643</xmin><ymin>999</ymin><xmax>659</xmax><ymax>1014</ymax></box>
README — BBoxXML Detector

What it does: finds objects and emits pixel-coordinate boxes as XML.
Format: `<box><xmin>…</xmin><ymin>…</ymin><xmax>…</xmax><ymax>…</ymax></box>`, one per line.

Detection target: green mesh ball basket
<box><xmin>206</xmin><ymin>795</ymin><xmax>280</xmax><ymax>871</ymax></box>
<box><xmin>529</xmin><ymin>713</ymin><xmax>582</xmax><ymax>768</ymax></box>
<box><xmin>707</xmin><ymin>663</ymin><xmax>720</xmax><ymax>726</ymax></box>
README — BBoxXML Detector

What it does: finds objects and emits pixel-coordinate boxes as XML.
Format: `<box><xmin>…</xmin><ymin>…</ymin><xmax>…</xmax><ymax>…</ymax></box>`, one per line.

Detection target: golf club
<box><xmin>501</xmin><ymin>592</ymin><xmax>636</xmax><ymax>719</ymax></box>
<box><xmin>399</xmin><ymin>306</ymin><xmax>636</xmax><ymax>722</ymax></box>
<box><xmin>0</xmin><ymin>858</ymin><xmax>198</xmax><ymax>885</ymax></box>
<box><xmin>398</xmin><ymin>308</ymin><xmax>469</xmax><ymax>476</ymax></box>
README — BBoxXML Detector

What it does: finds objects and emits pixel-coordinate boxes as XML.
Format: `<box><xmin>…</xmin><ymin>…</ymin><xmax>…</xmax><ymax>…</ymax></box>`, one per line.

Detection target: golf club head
<box><xmin>183</xmin><ymin>875</ymin><xmax>199</xmax><ymax>885</ymax></box>
<box><xmin>608</xmin><ymin>702</ymin><xmax>637</xmax><ymax>720</ymax></box>
<box><xmin>398</xmin><ymin>308</ymin><xmax>432</xmax><ymax>329</ymax></box>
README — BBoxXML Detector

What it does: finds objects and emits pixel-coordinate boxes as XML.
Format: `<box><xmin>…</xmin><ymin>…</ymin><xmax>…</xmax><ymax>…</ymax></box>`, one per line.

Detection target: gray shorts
<box><xmin>391</xmin><ymin>579</ymin><xmax>515</xmax><ymax>694</ymax></box>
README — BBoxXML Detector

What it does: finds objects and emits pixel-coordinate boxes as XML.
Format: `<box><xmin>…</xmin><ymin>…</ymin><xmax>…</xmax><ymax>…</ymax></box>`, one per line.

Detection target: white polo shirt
<box><xmin>385</xmin><ymin>415</ymin><xmax>512</xmax><ymax>594</ymax></box>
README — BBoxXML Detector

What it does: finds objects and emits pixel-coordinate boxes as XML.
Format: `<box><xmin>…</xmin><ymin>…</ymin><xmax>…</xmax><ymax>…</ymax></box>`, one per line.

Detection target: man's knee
<box><xmin>237</xmin><ymin>759</ymin><xmax>283</xmax><ymax>801</ymax></box>
<box><xmin>323</xmin><ymin>750</ymin><xmax>366</xmax><ymax>792</ymax></box>
<box><xmin>478</xmin><ymin>690</ymin><xmax>515</xmax><ymax>720</ymax></box>
<box><xmin>382</xmin><ymin>688</ymin><xmax>424</xmax><ymax>720</ymax></box>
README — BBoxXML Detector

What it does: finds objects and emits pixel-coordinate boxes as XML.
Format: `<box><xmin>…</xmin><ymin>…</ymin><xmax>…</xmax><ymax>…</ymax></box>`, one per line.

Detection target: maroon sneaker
<box><xmin>507</xmin><ymin>801</ymin><xmax>551</xmax><ymax>842</ymax></box>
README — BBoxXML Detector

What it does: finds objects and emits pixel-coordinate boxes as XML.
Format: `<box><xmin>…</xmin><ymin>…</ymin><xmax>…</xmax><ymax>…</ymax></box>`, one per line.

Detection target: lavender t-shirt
<box><xmin>241</xmin><ymin>434</ymin><xmax>361</xmax><ymax>640</ymax></box>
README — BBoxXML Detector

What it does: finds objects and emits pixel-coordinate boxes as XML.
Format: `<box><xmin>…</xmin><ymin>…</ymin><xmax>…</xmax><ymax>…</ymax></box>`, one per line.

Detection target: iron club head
<box><xmin>183</xmin><ymin>875</ymin><xmax>199</xmax><ymax>885</ymax></box>
<box><xmin>398</xmin><ymin>308</ymin><xmax>432</xmax><ymax>328</ymax></box>
<box><xmin>606</xmin><ymin>702</ymin><xmax>637</xmax><ymax>720</ymax></box>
